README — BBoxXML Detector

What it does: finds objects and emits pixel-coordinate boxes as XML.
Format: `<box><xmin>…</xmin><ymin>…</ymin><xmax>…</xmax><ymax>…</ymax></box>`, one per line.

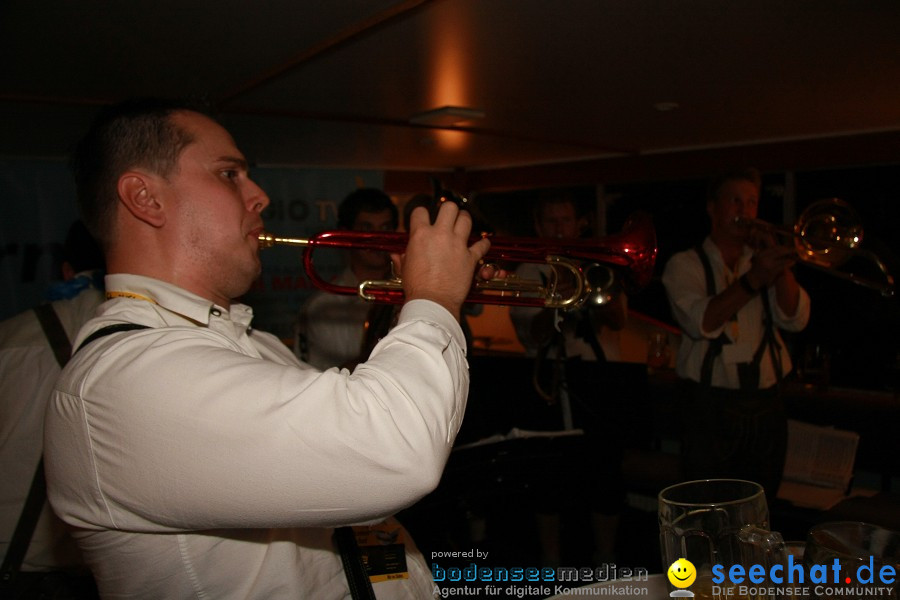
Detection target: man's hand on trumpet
<box><xmin>391</xmin><ymin>201</ymin><xmax>502</xmax><ymax>322</ymax></box>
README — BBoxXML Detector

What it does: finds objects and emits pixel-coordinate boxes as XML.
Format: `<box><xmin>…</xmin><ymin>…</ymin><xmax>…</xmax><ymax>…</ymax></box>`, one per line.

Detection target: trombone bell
<box><xmin>793</xmin><ymin>198</ymin><xmax>863</xmax><ymax>269</ymax></box>
<box><xmin>736</xmin><ymin>198</ymin><xmax>894</xmax><ymax>296</ymax></box>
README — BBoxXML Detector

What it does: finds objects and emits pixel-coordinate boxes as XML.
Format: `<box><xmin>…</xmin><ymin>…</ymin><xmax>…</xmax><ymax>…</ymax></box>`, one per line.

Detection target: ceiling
<box><xmin>3</xmin><ymin>0</ymin><xmax>900</xmax><ymax>177</ymax></box>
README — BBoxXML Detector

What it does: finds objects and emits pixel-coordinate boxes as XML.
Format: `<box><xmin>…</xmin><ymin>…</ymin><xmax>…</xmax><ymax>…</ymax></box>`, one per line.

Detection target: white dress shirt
<box><xmin>0</xmin><ymin>285</ymin><xmax>103</xmax><ymax>571</ymax></box>
<box><xmin>662</xmin><ymin>238</ymin><xmax>810</xmax><ymax>389</ymax></box>
<box><xmin>296</xmin><ymin>268</ymin><xmax>372</xmax><ymax>369</ymax></box>
<box><xmin>44</xmin><ymin>273</ymin><xmax>467</xmax><ymax>599</ymax></box>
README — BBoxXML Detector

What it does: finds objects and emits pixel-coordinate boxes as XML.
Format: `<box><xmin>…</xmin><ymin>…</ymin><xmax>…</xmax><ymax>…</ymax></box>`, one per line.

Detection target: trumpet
<box><xmin>258</xmin><ymin>212</ymin><xmax>657</xmax><ymax>309</ymax></box>
<box><xmin>735</xmin><ymin>198</ymin><xmax>894</xmax><ymax>296</ymax></box>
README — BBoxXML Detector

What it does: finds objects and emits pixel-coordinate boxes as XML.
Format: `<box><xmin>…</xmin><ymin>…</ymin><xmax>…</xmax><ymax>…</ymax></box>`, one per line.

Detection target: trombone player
<box><xmin>661</xmin><ymin>167</ymin><xmax>810</xmax><ymax>500</ymax></box>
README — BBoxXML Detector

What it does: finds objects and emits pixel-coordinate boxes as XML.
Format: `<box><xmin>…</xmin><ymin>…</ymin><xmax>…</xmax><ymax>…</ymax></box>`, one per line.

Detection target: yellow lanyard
<box><xmin>723</xmin><ymin>265</ymin><xmax>741</xmax><ymax>341</ymax></box>
<box><xmin>105</xmin><ymin>291</ymin><xmax>158</xmax><ymax>305</ymax></box>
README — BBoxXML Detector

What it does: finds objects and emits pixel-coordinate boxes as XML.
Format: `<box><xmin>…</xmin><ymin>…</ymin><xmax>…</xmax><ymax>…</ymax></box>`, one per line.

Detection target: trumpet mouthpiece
<box><xmin>257</xmin><ymin>232</ymin><xmax>276</xmax><ymax>249</ymax></box>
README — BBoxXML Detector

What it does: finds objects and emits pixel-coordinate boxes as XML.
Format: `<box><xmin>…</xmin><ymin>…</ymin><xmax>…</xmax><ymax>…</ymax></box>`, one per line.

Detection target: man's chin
<box><xmin>234</xmin><ymin>264</ymin><xmax>263</xmax><ymax>298</ymax></box>
<box><xmin>729</xmin><ymin>225</ymin><xmax>751</xmax><ymax>242</ymax></box>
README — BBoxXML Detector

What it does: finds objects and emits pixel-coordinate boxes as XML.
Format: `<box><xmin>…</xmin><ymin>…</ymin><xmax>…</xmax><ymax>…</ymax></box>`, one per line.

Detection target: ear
<box><xmin>61</xmin><ymin>261</ymin><xmax>76</xmax><ymax>281</ymax></box>
<box><xmin>117</xmin><ymin>171</ymin><xmax>166</xmax><ymax>227</ymax></box>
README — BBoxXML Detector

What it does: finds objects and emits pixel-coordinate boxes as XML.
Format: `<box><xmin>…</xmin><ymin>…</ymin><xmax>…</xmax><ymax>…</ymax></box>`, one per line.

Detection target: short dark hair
<box><xmin>706</xmin><ymin>167</ymin><xmax>762</xmax><ymax>203</ymax></box>
<box><xmin>70</xmin><ymin>97</ymin><xmax>214</xmax><ymax>249</ymax></box>
<box><xmin>337</xmin><ymin>188</ymin><xmax>398</xmax><ymax>230</ymax></box>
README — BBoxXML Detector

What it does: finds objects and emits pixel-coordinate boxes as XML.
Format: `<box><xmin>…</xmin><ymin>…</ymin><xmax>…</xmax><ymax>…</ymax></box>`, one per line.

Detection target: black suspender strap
<box><xmin>694</xmin><ymin>246</ymin><xmax>781</xmax><ymax>390</ymax></box>
<box><xmin>695</xmin><ymin>246</ymin><xmax>730</xmax><ymax>387</ymax></box>
<box><xmin>2</xmin><ymin>318</ymin><xmax>149</xmax><ymax>586</ymax></box>
<box><xmin>695</xmin><ymin>245</ymin><xmax>717</xmax><ymax>303</ymax></box>
<box><xmin>578</xmin><ymin>310</ymin><xmax>608</xmax><ymax>364</ymax></box>
<box><xmin>33</xmin><ymin>303</ymin><xmax>72</xmax><ymax>368</ymax></box>
<box><xmin>0</xmin><ymin>462</ymin><xmax>48</xmax><ymax>587</ymax></box>
<box><xmin>75</xmin><ymin>323</ymin><xmax>150</xmax><ymax>354</ymax></box>
<box><xmin>760</xmin><ymin>290</ymin><xmax>784</xmax><ymax>385</ymax></box>
<box><xmin>334</xmin><ymin>526</ymin><xmax>377</xmax><ymax>600</ymax></box>
<box><xmin>1</xmin><ymin>458</ymin><xmax>48</xmax><ymax>587</ymax></box>
<box><xmin>1</xmin><ymin>305</ymin><xmax>73</xmax><ymax>586</ymax></box>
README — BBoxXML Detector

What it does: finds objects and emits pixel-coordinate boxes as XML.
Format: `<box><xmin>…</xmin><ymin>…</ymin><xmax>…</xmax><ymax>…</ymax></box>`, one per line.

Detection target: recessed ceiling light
<box><xmin>653</xmin><ymin>102</ymin><xmax>680</xmax><ymax>112</ymax></box>
<box><xmin>409</xmin><ymin>106</ymin><xmax>485</xmax><ymax>127</ymax></box>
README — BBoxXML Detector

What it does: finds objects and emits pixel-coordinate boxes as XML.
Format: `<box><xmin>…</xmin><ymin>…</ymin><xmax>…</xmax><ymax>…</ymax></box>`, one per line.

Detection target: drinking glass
<box><xmin>647</xmin><ymin>332</ymin><xmax>671</xmax><ymax>371</ymax></box>
<box><xmin>659</xmin><ymin>479</ymin><xmax>770</xmax><ymax>599</ymax></box>
<box><xmin>804</xmin><ymin>521</ymin><xmax>900</xmax><ymax>600</ymax></box>
<box><xmin>799</xmin><ymin>344</ymin><xmax>830</xmax><ymax>387</ymax></box>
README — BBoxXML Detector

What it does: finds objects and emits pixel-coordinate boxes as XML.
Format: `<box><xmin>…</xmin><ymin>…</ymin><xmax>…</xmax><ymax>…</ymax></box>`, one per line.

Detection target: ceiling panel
<box><xmin>2</xmin><ymin>0</ymin><xmax>900</xmax><ymax>172</ymax></box>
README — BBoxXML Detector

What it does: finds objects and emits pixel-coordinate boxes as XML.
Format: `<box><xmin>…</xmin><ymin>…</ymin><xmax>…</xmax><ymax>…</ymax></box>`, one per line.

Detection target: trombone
<box><xmin>258</xmin><ymin>212</ymin><xmax>657</xmax><ymax>309</ymax></box>
<box><xmin>735</xmin><ymin>198</ymin><xmax>894</xmax><ymax>296</ymax></box>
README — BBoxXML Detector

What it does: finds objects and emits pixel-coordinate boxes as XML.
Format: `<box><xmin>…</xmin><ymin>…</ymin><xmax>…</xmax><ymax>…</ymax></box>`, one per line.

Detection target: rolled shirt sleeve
<box><xmin>662</xmin><ymin>249</ymin><xmax>726</xmax><ymax>341</ymax></box>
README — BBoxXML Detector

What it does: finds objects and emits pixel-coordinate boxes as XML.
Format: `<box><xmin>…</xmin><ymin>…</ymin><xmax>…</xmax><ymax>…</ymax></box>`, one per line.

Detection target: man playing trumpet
<box><xmin>44</xmin><ymin>97</ymin><xmax>496</xmax><ymax>599</ymax></box>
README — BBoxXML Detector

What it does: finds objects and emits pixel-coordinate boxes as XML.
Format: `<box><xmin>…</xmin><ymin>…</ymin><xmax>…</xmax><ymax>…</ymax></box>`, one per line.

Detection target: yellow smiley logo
<box><xmin>667</xmin><ymin>558</ymin><xmax>697</xmax><ymax>588</ymax></box>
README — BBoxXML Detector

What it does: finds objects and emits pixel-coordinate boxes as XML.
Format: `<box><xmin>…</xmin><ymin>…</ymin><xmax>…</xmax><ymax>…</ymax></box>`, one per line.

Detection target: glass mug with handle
<box><xmin>740</xmin><ymin>521</ymin><xmax>900</xmax><ymax>600</ymax></box>
<box><xmin>804</xmin><ymin>521</ymin><xmax>899</xmax><ymax>599</ymax></box>
<box><xmin>743</xmin><ymin>521</ymin><xmax>900</xmax><ymax>600</ymax></box>
<box><xmin>659</xmin><ymin>479</ymin><xmax>773</xmax><ymax>600</ymax></box>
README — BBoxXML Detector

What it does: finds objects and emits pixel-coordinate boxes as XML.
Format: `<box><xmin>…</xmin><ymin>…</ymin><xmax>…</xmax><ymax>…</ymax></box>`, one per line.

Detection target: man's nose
<box><xmin>246</xmin><ymin>180</ymin><xmax>270</xmax><ymax>212</ymax></box>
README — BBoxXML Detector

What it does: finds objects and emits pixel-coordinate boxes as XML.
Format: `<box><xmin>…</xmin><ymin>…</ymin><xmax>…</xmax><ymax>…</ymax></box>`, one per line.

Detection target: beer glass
<box><xmin>659</xmin><ymin>479</ymin><xmax>771</xmax><ymax>599</ymax></box>
<box><xmin>647</xmin><ymin>332</ymin><xmax>672</xmax><ymax>371</ymax></box>
<box><xmin>804</xmin><ymin>521</ymin><xmax>900</xmax><ymax>600</ymax></box>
